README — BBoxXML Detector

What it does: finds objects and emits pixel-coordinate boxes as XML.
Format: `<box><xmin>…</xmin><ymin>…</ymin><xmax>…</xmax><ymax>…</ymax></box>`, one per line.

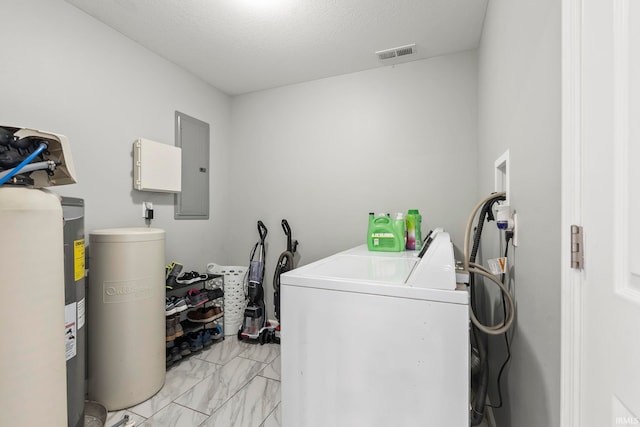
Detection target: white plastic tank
<box><xmin>87</xmin><ymin>227</ymin><xmax>166</xmax><ymax>410</ymax></box>
<box><xmin>0</xmin><ymin>187</ymin><xmax>67</xmax><ymax>426</ymax></box>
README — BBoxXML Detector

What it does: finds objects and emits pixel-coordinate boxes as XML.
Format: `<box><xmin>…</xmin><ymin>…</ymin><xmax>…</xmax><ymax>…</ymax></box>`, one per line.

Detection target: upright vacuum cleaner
<box><xmin>270</xmin><ymin>219</ymin><xmax>298</xmax><ymax>343</ymax></box>
<box><xmin>238</xmin><ymin>220</ymin><xmax>275</xmax><ymax>343</ymax></box>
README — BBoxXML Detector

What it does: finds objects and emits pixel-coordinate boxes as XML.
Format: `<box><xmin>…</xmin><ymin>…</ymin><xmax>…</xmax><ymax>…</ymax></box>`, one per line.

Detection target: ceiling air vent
<box><xmin>376</xmin><ymin>44</ymin><xmax>417</xmax><ymax>62</ymax></box>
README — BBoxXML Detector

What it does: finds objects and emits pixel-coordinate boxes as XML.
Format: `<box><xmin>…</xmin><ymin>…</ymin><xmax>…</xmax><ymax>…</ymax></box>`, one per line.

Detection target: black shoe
<box><xmin>207</xmin><ymin>288</ymin><xmax>224</xmax><ymax>300</ymax></box>
<box><xmin>176</xmin><ymin>271</ymin><xmax>208</xmax><ymax>285</ymax></box>
<box><xmin>189</xmin><ymin>332</ymin><xmax>204</xmax><ymax>352</ymax></box>
<box><xmin>166</xmin><ymin>349</ymin><xmax>174</xmax><ymax>368</ymax></box>
<box><xmin>179</xmin><ymin>341</ymin><xmax>192</xmax><ymax>357</ymax></box>
<box><xmin>170</xmin><ymin>347</ymin><xmax>182</xmax><ymax>364</ymax></box>
<box><xmin>166</xmin><ymin>262</ymin><xmax>184</xmax><ymax>288</ymax></box>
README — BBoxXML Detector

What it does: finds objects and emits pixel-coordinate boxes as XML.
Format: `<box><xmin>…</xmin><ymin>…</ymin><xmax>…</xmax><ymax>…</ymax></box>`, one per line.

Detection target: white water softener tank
<box><xmin>0</xmin><ymin>187</ymin><xmax>67</xmax><ymax>426</ymax></box>
<box><xmin>88</xmin><ymin>228</ymin><xmax>166</xmax><ymax>410</ymax></box>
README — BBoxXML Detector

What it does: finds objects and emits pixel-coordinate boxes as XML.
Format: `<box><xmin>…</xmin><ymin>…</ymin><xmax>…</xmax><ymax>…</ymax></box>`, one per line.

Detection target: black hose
<box><xmin>470</xmin><ymin>194</ymin><xmax>505</xmax><ymax>263</ymax></box>
<box><xmin>488</xmin><ymin>231</ymin><xmax>514</xmax><ymax>410</ymax></box>
<box><xmin>470</xmin><ymin>324</ymin><xmax>489</xmax><ymax>426</ymax></box>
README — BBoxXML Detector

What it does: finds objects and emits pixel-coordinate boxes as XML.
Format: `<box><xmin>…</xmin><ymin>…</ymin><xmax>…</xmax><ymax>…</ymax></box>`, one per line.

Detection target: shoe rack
<box><xmin>165</xmin><ymin>274</ymin><xmax>225</xmax><ymax>369</ymax></box>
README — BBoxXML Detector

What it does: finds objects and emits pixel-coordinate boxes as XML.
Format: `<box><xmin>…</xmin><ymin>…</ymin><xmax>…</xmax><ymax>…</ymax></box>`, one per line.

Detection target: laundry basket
<box><xmin>207</xmin><ymin>263</ymin><xmax>247</xmax><ymax>336</ymax></box>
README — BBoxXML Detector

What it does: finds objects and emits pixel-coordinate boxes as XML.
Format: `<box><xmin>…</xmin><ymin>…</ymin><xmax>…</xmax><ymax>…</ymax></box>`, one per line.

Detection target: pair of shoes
<box><xmin>188</xmin><ymin>331</ymin><xmax>204</xmax><ymax>352</ymax></box>
<box><xmin>166</xmin><ymin>262</ymin><xmax>184</xmax><ymax>289</ymax></box>
<box><xmin>166</xmin><ymin>348</ymin><xmax>174</xmax><ymax>368</ymax></box>
<box><xmin>166</xmin><ymin>298</ymin><xmax>176</xmax><ymax>316</ymax></box>
<box><xmin>166</xmin><ymin>316</ymin><xmax>176</xmax><ymax>341</ymax></box>
<box><xmin>169</xmin><ymin>296</ymin><xmax>188</xmax><ymax>313</ymax></box>
<box><xmin>207</xmin><ymin>288</ymin><xmax>224</xmax><ymax>301</ymax></box>
<box><xmin>176</xmin><ymin>271</ymin><xmax>210</xmax><ymax>285</ymax></box>
<box><xmin>179</xmin><ymin>340</ymin><xmax>191</xmax><ymax>357</ymax></box>
<box><xmin>204</xmin><ymin>324</ymin><xmax>223</xmax><ymax>341</ymax></box>
<box><xmin>166</xmin><ymin>315</ymin><xmax>183</xmax><ymax>341</ymax></box>
<box><xmin>169</xmin><ymin>346</ymin><xmax>182</xmax><ymax>364</ymax></box>
<box><xmin>187</xmin><ymin>307</ymin><xmax>222</xmax><ymax>323</ymax></box>
<box><xmin>174</xmin><ymin>316</ymin><xmax>184</xmax><ymax>338</ymax></box>
<box><xmin>201</xmin><ymin>329</ymin><xmax>213</xmax><ymax>347</ymax></box>
<box><xmin>185</xmin><ymin>289</ymin><xmax>208</xmax><ymax>308</ymax></box>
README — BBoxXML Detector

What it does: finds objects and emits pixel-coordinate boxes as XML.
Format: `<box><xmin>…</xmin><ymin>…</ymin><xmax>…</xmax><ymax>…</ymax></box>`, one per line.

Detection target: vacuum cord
<box><xmin>488</xmin><ymin>231</ymin><xmax>514</xmax><ymax>409</ymax></box>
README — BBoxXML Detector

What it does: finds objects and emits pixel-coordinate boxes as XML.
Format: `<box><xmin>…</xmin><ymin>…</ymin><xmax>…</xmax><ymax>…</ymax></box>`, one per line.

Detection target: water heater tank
<box><xmin>0</xmin><ymin>187</ymin><xmax>67</xmax><ymax>426</ymax></box>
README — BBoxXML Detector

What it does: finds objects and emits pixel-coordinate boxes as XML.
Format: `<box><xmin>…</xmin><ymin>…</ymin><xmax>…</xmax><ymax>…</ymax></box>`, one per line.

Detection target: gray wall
<box><xmin>228</xmin><ymin>51</ymin><xmax>479</xmax><ymax>313</ymax></box>
<box><xmin>477</xmin><ymin>0</ymin><xmax>561</xmax><ymax>426</ymax></box>
<box><xmin>0</xmin><ymin>0</ymin><xmax>232</xmax><ymax>270</ymax></box>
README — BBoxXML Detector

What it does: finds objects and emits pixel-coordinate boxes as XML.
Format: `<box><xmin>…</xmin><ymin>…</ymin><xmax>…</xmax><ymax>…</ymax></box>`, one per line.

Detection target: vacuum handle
<box><xmin>281</xmin><ymin>218</ymin><xmax>298</xmax><ymax>254</ymax></box>
<box><xmin>281</xmin><ymin>219</ymin><xmax>291</xmax><ymax>237</ymax></box>
<box><xmin>257</xmin><ymin>220</ymin><xmax>268</xmax><ymax>243</ymax></box>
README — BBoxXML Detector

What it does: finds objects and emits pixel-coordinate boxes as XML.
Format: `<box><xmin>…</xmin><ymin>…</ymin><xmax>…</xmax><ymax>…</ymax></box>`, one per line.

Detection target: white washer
<box><xmin>281</xmin><ymin>231</ymin><xmax>469</xmax><ymax>427</ymax></box>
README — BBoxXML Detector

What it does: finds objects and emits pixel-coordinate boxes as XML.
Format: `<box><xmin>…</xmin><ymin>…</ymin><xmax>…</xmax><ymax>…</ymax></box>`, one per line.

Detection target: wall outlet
<box><xmin>142</xmin><ymin>201</ymin><xmax>153</xmax><ymax>218</ymax></box>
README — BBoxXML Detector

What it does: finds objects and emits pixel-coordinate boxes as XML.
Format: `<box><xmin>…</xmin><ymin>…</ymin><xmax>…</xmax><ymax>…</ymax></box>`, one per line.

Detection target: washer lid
<box><xmin>282</xmin><ymin>252</ymin><xmax>467</xmax><ymax>305</ymax></box>
<box><xmin>293</xmin><ymin>253</ymin><xmax>417</xmax><ymax>284</ymax></box>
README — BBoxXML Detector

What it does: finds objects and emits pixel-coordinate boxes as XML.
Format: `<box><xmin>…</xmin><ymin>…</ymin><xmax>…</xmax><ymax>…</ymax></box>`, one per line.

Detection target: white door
<box><xmin>564</xmin><ymin>0</ymin><xmax>640</xmax><ymax>425</ymax></box>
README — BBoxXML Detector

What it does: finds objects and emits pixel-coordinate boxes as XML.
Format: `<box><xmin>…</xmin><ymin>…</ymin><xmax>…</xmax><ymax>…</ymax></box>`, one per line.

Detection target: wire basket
<box><xmin>207</xmin><ymin>263</ymin><xmax>248</xmax><ymax>336</ymax></box>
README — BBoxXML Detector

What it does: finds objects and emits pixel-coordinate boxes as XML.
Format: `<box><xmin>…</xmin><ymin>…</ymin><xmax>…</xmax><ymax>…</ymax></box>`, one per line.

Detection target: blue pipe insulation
<box><xmin>0</xmin><ymin>142</ymin><xmax>48</xmax><ymax>186</ymax></box>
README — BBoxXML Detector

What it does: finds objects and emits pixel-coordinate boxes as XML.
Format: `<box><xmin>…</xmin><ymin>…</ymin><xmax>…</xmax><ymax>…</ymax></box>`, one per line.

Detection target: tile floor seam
<box><xmin>171</xmin><ymin>400</ymin><xmax>211</xmax><ymax>417</ymax></box>
<box><xmin>237</xmin><ymin>353</ymin><xmax>279</xmax><ymax>365</ymax></box>
<box><xmin>209</xmin><ymin>368</ymin><xmax>266</xmax><ymax>419</ymax></box>
<box><xmin>174</xmin><ymin>356</ymin><xmax>267</xmax><ymax>417</ymax></box>
<box><xmin>256</xmin><ymin>377</ymin><xmax>282</xmax><ymax>426</ymax></box>
<box><xmin>169</xmin><ymin>374</ymin><xmax>215</xmax><ymax>415</ymax></box>
<box><xmin>154</xmin><ymin>362</ymin><xmax>221</xmax><ymax>418</ymax></box>
<box><xmin>129</xmin><ymin>404</ymin><xmax>159</xmax><ymax>420</ymax></box>
<box><xmin>260</xmin><ymin>402</ymin><xmax>279</xmax><ymax>427</ymax></box>
<box><xmin>203</xmin><ymin>375</ymin><xmax>280</xmax><ymax>427</ymax></box>
<box><xmin>258</xmin><ymin>374</ymin><xmax>281</xmax><ymax>382</ymax></box>
<box><xmin>199</xmin><ymin>341</ymin><xmax>250</xmax><ymax>366</ymax></box>
<box><xmin>203</xmin><ymin>358</ymin><xmax>266</xmax><ymax>416</ymax></box>
<box><xmin>193</xmin><ymin>355</ymin><xmax>224</xmax><ymax>366</ymax></box>
<box><xmin>139</xmin><ymin>402</ymin><xmax>209</xmax><ymax>427</ymax></box>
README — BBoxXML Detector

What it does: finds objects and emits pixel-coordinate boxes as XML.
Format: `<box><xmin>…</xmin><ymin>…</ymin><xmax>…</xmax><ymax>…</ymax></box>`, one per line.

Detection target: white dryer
<box><xmin>280</xmin><ymin>231</ymin><xmax>469</xmax><ymax>427</ymax></box>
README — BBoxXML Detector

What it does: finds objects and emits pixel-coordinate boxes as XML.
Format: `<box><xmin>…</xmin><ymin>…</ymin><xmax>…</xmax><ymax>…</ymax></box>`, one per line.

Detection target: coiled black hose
<box><xmin>469</xmin><ymin>193</ymin><xmax>505</xmax><ymax>426</ymax></box>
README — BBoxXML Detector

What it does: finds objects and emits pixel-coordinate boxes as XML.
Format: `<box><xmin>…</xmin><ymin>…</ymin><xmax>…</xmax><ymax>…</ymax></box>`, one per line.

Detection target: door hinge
<box><xmin>571</xmin><ymin>225</ymin><xmax>584</xmax><ymax>270</ymax></box>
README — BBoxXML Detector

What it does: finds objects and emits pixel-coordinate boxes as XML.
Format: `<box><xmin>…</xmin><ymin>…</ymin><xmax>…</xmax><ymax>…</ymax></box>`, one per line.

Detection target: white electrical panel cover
<box><xmin>133</xmin><ymin>138</ymin><xmax>182</xmax><ymax>193</ymax></box>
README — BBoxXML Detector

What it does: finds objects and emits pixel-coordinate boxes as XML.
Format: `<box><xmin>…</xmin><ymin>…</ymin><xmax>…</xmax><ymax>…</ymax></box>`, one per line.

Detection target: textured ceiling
<box><xmin>65</xmin><ymin>0</ymin><xmax>488</xmax><ymax>95</ymax></box>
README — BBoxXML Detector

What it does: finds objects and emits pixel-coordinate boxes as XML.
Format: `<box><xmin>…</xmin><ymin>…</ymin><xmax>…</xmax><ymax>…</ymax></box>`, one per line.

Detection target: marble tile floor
<box><xmin>105</xmin><ymin>338</ymin><xmax>281</xmax><ymax>427</ymax></box>
<box><xmin>105</xmin><ymin>338</ymin><xmax>488</xmax><ymax>427</ymax></box>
